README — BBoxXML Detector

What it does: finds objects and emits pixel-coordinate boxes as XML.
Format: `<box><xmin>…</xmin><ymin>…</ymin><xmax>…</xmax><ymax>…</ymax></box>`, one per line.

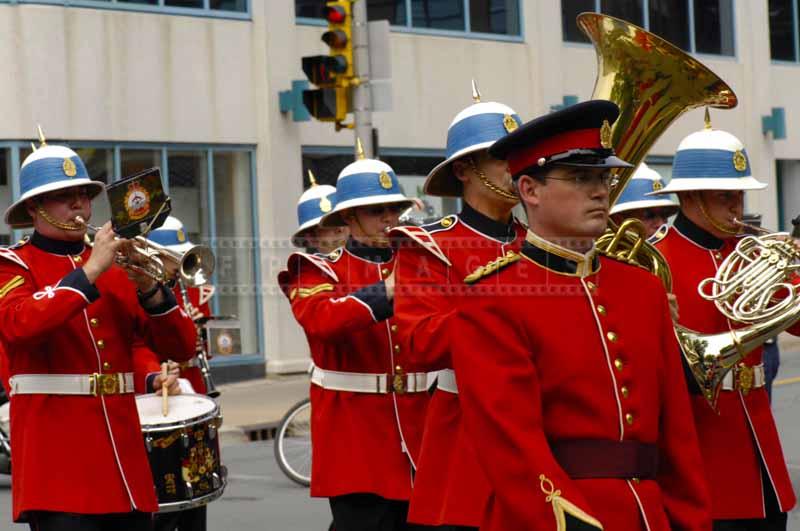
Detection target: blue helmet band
<box><xmin>672</xmin><ymin>148</ymin><xmax>751</xmax><ymax>179</ymax></box>
<box><xmin>335</xmin><ymin>170</ymin><xmax>402</xmax><ymax>204</ymax></box>
<box><xmin>19</xmin><ymin>155</ymin><xmax>90</xmax><ymax>196</ymax></box>
<box><xmin>446</xmin><ymin>112</ymin><xmax>522</xmax><ymax>159</ymax></box>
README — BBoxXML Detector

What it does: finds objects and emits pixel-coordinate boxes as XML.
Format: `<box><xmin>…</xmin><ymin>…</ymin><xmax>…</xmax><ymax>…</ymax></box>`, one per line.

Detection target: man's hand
<box><xmin>152</xmin><ymin>361</ymin><xmax>182</xmax><ymax>395</ymax></box>
<box><xmin>83</xmin><ymin>222</ymin><xmax>125</xmax><ymax>284</ymax></box>
<box><xmin>667</xmin><ymin>293</ymin><xmax>680</xmax><ymax>322</ymax></box>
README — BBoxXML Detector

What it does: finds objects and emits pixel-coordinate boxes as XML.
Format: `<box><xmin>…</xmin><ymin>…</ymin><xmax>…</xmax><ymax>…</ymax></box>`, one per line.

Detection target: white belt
<box><xmin>309</xmin><ymin>364</ymin><xmax>434</xmax><ymax>394</ymax></box>
<box><xmin>435</xmin><ymin>369</ymin><xmax>458</xmax><ymax>394</ymax></box>
<box><xmin>721</xmin><ymin>363</ymin><xmax>765</xmax><ymax>393</ymax></box>
<box><xmin>9</xmin><ymin>373</ymin><xmax>135</xmax><ymax>397</ymax></box>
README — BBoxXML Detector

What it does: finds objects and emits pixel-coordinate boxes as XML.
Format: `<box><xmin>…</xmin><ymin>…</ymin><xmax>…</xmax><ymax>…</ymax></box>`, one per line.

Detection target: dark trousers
<box><xmin>28</xmin><ymin>511</ymin><xmax>153</xmax><ymax>531</ymax></box>
<box><xmin>154</xmin><ymin>506</ymin><xmax>206</xmax><ymax>531</ymax></box>
<box><xmin>329</xmin><ymin>493</ymin><xmax>444</xmax><ymax>531</ymax></box>
<box><xmin>712</xmin><ymin>465</ymin><xmax>787</xmax><ymax>531</ymax></box>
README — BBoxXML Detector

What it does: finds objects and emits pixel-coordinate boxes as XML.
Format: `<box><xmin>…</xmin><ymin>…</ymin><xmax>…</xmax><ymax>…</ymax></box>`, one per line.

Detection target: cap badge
<box><xmin>379</xmin><ymin>171</ymin><xmax>393</xmax><ymax>190</ymax></box>
<box><xmin>652</xmin><ymin>180</ymin><xmax>663</xmax><ymax>192</ymax></box>
<box><xmin>503</xmin><ymin>114</ymin><xmax>518</xmax><ymax>133</ymax></box>
<box><xmin>733</xmin><ymin>150</ymin><xmax>747</xmax><ymax>172</ymax></box>
<box><xmin>177</xmin><ymin>228</ymin><xmax>186</xmax><ymax>243</ymax></box>
<box><xmin>600</xmin><ymin>120</ymin><xmax>613</xmax><ymax>149</ymax></box>
<box><xmin>62</xmin><ymin>158</ymin><xmax>77</xmax><ymax>177</ymax></box>
<box><xmin>319</xmin><ymin>195</ymin><xmax>332</xmax><ymax>213</ymax></box>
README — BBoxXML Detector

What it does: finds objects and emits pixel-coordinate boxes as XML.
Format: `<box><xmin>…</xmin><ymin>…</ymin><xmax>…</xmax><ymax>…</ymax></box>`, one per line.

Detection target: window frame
<box><xmin>296</xmin><ymin>0</ymin><xmax>525</xmax><ymax>43</ymax></box>
<box><xmin>770</xmin><ymin>0</ymin><xmax>800</xmax><ymax>64</ymax></box>
<box><xmin>2</xmin><ymin>140</ymin><xmax>264</xmax><ymax>366</ymax></box>
<box><xmin>562</xmin><ymin>0</ymin><xmax>738</xmax><ymax>59</ymax></box>
<box><xmin>0</xmin><ymin>0</ymin><xmax>251</xmax><ymax>21</ymax></box>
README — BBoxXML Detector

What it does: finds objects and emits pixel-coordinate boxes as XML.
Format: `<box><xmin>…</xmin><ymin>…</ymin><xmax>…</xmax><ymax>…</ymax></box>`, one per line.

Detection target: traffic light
<box><xmin>302</xmin><ymin>87</ymin><xmax>349</xmax><ymax>122</ymax></box>
<box><xmin>322</xmin><ymin>1</ymin><xmax>353</xmax><ymax>80</ymax></box>
<box><xmin>300</xmin><ymin>0</ymin><xmax>354</xmax><ymax>124</ymax></box>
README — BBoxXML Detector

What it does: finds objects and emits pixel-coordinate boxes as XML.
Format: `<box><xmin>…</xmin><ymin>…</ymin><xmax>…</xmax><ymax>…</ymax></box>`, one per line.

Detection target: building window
<box><xmin>296</xmin><ymin>0</ymin><xmax>521</xmax><ymax>38</ymax></box>
<box><xmin>562</xmin><ymin>0</ymin><xmax>734</xmax><ymax>57</ymax></box>
<box><xmin>6</xmin><ymin>141</ymin><xmax>261</xmax><ymax>361</ymax></box>
<box><xmin>770</xmin><ymin>0</ymin><xmax>798</xmax><ymax>61</ymax></box>
<box><xmin>0</xmin><ymin>0</ymin><xmax>249</xmax><ymax>17</ymax></box>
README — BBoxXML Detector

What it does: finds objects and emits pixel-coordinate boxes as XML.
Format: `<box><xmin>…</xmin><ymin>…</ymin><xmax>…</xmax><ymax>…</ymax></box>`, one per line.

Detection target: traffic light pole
<box><xmin>351</xmin><ymin>0</ymin><xmax>374</xmax><ymax>158</ymax></box>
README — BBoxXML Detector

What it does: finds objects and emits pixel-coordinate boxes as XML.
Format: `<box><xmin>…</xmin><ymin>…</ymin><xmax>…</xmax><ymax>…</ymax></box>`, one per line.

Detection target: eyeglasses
<box><xmin>361</xmin><ymin>204</ymin><xmax>408</xmax><ymax>217</ymax></box>
<box><xmin>544</xmin><ymin>171</ymin><xmax>615</xmax><ymax>189</ymax></box>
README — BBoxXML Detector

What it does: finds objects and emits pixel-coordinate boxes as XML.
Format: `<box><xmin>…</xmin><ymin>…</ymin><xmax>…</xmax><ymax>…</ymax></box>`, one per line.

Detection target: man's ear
<box><xmin>452</xmin><ymin>159</ymin><xmax>471</xmax><ymax>184</ymax></box>
<box><xmin>24</xmin><ymin>199</ymin><xmax>38</xmax><ymax>219</ymax></box>
<box><xmin>517</xmin><ymin>174</ymin><xmax>543</xmax><ymax>207</ymax></box>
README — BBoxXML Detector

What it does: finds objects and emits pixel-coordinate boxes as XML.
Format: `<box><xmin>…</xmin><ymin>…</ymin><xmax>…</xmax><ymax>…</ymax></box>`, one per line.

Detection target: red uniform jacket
<box><xmin>278</xmin><ymin>239</ymin><xmax>429</xmax><ymax>500</ymax></box>
<box><xmin>392</xmin><ymin>205</ymin><xmax>526</xmax><ymax>526</ymax></box>
<box><xmin>0</xmin><ymin>234</ymin><xmax>196</xmax><ymax>521</ymax></box>
<box><xmin>451</xmin><ymin>233</ymin><xmax>712</xmax><ymax>531</ymax></box>
<box><xmin>653</xmin><ymin>213</ymin><xmax>797</xmax><ymax>519</ymax></box>
<box><xmin>133</xmin><ymin>285</ymin><xmax>213</xmax><ymax>395</ymax></box>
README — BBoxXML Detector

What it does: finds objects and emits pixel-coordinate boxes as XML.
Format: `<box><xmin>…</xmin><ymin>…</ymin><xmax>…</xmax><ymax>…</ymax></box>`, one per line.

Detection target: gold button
<box><xmin>381</xmin><ymin>268</ymin><xmax>390</xmax><ymax>276</ymax></box>
<box><xmin>90</xmin><ymin>318</ymin><xmax>100</xmax><ymax>328</ymax></box>
<box><xmin>97</xmin><ymin>339</ymin><xmax>105</xmax><ymax>349</ymax></box>
<box><xmin>607</xmin><ymin>331</ymin><xmax>617</xmax><ymax>342</ymax></box>
<box><xmin>395</xmin><ymin>365</ymin><xmax>402</xmax><ymax>372</ymax></box>
<box><xmin>614</xmin><ymin>358</ymin><xmax>624</xmax><ymax>371</ymax></box>
<box><xmin>394</xmin><ymin>344</ymin><xmax>400</xmax><ymax>352</ymax></box>
<box><xmin>586</xmin><ymin>281</ymin><xmax>596</xmax><ymax>291</ymax></box>
<box><xmin>621</xmin><ymin>386</ymin><xmax>629</xmax><ymax>398</ymax></box>
<box><xmin>73</xmin><ymin>255</ymin><xmax>82</xmax><ymax>263</ymax></box>
<box><xmin>625</xmin><ymin>413</ymin><xmax>634</xmax><ymax>425</ymax></box>
<box><xmin>390</xmin><ymin>324</ymin><xmax>398</xmax><ymax>333</ymax></box>
<box><xmin>597</xmin><ymin>305</ymin><xmax>606</xmax><ymax>316</ymax></box>
<box><xmin>631</xmin><ymin>477</ymin><xmax>640</xmax><ymax>484</ymax></box>
<box><xmin>714</xmin><ymin>252</ymin><xmax>722</xmax><ymax>261</ymax></box>
<box><xmin>102</xmin><ymin>361</ymin><xmax>111</xmax><ymax>370</ymax></box>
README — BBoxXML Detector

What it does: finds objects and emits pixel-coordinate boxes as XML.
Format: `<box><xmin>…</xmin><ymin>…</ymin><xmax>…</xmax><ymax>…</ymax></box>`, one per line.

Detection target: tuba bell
<box><xmin>577</xmin><ymin>13</ymin><xmax>757</xmax><ymax>407</ymax></box>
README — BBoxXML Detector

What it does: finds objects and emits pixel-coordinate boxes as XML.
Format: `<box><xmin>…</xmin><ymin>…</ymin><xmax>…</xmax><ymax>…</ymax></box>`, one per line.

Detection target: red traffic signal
<box><xmin>324</xmin><ymin>5</ymin><xmax>346</xmax><ymax>24</ymax></box>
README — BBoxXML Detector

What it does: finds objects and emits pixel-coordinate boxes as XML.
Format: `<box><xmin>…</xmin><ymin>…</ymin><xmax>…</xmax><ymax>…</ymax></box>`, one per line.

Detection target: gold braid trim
<box><xmin>0</xmin><ymin>275</ymin><xmax>24</xmax><ymax>298</ymax></box>
<box><xmin>36</xmin><ymin>207</ymin><xmax>84</xmax><ymax>231</ymax></box>
<box><xmin>464</xmin><ymin>251</ymin><xmax>520</xmax><ymax>284</ymax></box>
<box><xmin>469</xmin><ymin>156</ymin><xmax>519</xmax><ymax>201</ymax></box>
<box><xmin>539</xmin><ymin>474</ymin><xmax>604</xmax><ymax>531</ymax></box>
<box><xmin>697</xmin><ymin>196</ymin><xmax>741</xmax><ymax>236</ymax></box>
<box><xmin>290</xmin><ymin>283</ymin><xmax>335</xmax><ymax>301</ymax></box>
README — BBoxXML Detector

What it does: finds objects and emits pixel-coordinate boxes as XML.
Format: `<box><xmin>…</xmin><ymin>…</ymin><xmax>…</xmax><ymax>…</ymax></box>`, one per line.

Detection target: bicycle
<box><xmin>274</xmin><ymin>397</ymin><xmax>311</xmax><ymax>487</ymax></box>
<box><xmin>0</xmin><ymin>387</ymin><xmax>10</xmax><ymax>475</ymax></box>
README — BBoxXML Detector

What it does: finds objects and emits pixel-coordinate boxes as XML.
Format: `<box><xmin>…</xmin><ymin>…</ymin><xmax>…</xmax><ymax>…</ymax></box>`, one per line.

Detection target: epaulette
<box><xmin>285</xmin><ymin>251</ymin><xmax>339</xmax><ymax>282</ymax></box>
<box><xmin>389</xmin><ymin>226</ymin><xmax>451</xmax><ymax>266</ymax></box>
<box><xmin>464</xmin><ymin>250</ymin><xmax>520</xmax><ymax>284</ymax></box>
<box><xmin>421</xmin><ymin>214</ymin><xmax>458</xmax><ymax>233</ymax></box>
<box><xmin>323</xmin><ymin>247</ymin><xmax>344</xmax><ymax>262</ymax></box>
<box><xmin>647</xmin><ymin>223</ymin><xmax>669</xmax><ymax>245</ymax></box>
<box><xmin>8</xmin><ymin>236</ymin><xmax>29</xmax><ymax>250</ymax></box>
<box><xmin>0</xmin><ymin>248</ymin><xmax>28</xmax><ymax>271</ymax></box>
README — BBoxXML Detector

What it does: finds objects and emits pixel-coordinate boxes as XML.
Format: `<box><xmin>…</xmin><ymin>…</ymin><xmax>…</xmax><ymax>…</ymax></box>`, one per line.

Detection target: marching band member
<box><xmin>0</xmin><ymin>142</ymin><xmax>197</xmax><ymax>530</ymax></box>
<box><xmin>609</xmin><ymin>162</ymin><xmax>679</xmax><ymax>238</ymax></box>
<box><xmin>391</xmin><ymin>85</ymin><xmax>526</xmax><ymax>530</ymax></box>
<box><xmin>147</xmin><ymin>215</ymin><xmax>215</xmax><ymax>395</ymax></box>
<box><xmin>278</xmin><ymin>145</ymin><xmax>431</xmax><ymax>530</ymax></box>
<box><xmin>649</xmin><ymin>116</ymin><xmax>796</xmax><ymax>530</ymax></box>
<box><xmin>451</xmin><ymin>100</ymin><xmax>711</xmax><ymax>530</ymax></box>
<box><xmin>292</xmin><ymin>170</ymin><xmax>348</xmax><ymax>254</ymax></box>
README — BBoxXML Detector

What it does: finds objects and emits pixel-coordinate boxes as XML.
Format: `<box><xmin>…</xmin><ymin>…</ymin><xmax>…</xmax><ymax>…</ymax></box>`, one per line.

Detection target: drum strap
<box><xmin>9</xmin><ymin>372</ymin><xmax>135</xmax><ymax>397</ymax></box>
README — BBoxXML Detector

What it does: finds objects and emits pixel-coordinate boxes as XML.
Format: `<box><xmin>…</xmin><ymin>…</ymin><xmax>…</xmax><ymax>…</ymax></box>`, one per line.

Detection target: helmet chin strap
<box><xmin>353</xmin><ymin>212</ymin><xmax>388</xmax><ymax>246</ymax></box>
<box><xmin>469</xmin><ymin>156</ymin><xmax>518</xmax><ymax>202</ymax></box>
<box><xmin>697</xmin><ymin>195</ymin><xmax>741</xmax><ymax>236</ymax></box>
<box><xmin>36</xmin><ymin>207</ymin><xmax>84</xmax><ymax>231</ymax></box>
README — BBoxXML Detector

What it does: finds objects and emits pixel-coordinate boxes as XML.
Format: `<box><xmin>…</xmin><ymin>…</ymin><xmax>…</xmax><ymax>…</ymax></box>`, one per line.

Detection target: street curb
<box><xmin>220</xmin><ymin>421</ymin><xmax>281</xmax><ymax>446</ymax></box>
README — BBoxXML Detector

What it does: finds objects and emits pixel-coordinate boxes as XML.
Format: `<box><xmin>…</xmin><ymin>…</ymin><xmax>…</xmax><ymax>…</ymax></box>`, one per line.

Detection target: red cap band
<box><xmin>508</xmin><ymin>128</ymin><xmax>602</xmax><ymax>176</ymax></box>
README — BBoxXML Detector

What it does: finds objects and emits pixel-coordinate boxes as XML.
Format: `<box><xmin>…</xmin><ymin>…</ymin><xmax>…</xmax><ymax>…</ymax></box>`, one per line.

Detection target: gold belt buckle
<box><xmin>90</xmin><ymin>373</ymin><xmax>120</xmax><ymax>397</ymax></box>
<box><xmin>392</xmin><ymin>366</ymin><xmax>406</xmax><ymax>394</ymax></box>
<box><xmin>737</xmin><ymin>365</ymin><xmax>754</xmax><ymax>396</ymax></box>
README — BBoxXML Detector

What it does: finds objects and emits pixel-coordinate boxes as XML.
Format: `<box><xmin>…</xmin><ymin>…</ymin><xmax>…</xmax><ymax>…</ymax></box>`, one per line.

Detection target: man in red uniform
<box><xmin>609</xmin><ymin>163</ymin><xmax>678</xmax><ymax>238</ymax></box>
<box><xmin>292</xmin><ymin>169</ymin><xmax>348</xmax><ymax>254</ymax></box>
<box><xmin>649</xmin><ymin>118</ymin><xmax>796</xmax><ymax>530</ymax></box>
<box><xmin>0</xmin><ymin>143</ymin><xmax>197</xmax><ymax>530</ymax></box>
<box><xmin>450</xmin><ymin>100</ymin><xmax>712</xmax><ymax>531</ymax></box>
<box><xmin>279</xmin><ymin>148</ymin><xmax>432</xmax><ymax>530</ymax></box>
<box><xmin>391</xmin><ymin>88</ymin><xmax>526</xmax><ymax>530</ymax></box>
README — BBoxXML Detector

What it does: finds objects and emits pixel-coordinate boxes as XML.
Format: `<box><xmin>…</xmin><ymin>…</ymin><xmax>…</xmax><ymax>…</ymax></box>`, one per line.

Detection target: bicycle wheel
<box><xmin>274</xmin><ymin>397</ymin><xmax>312</xmax><ymax>487</ymax></box>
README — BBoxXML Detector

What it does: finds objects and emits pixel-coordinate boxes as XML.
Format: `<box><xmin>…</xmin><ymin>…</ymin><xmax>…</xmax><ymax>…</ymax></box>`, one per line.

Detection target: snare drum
<box><xmin>136</xmin><ymin>394</ymin><xmax>227</xmax><ymax>513</ymax></box>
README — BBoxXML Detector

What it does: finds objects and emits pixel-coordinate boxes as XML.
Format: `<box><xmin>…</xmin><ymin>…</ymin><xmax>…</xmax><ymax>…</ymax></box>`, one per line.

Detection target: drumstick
<box><xmin>161</xmin><ymin>362</ymin><xmax>169</xmax><ymax>417</ymax></box>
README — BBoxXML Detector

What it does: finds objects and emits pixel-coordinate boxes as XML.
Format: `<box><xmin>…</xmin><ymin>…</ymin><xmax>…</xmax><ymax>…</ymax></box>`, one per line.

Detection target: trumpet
<box><xmin>77</xmin><ymin>216</ymin><xmax>215</xmax><ymax>287</ymax></box>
